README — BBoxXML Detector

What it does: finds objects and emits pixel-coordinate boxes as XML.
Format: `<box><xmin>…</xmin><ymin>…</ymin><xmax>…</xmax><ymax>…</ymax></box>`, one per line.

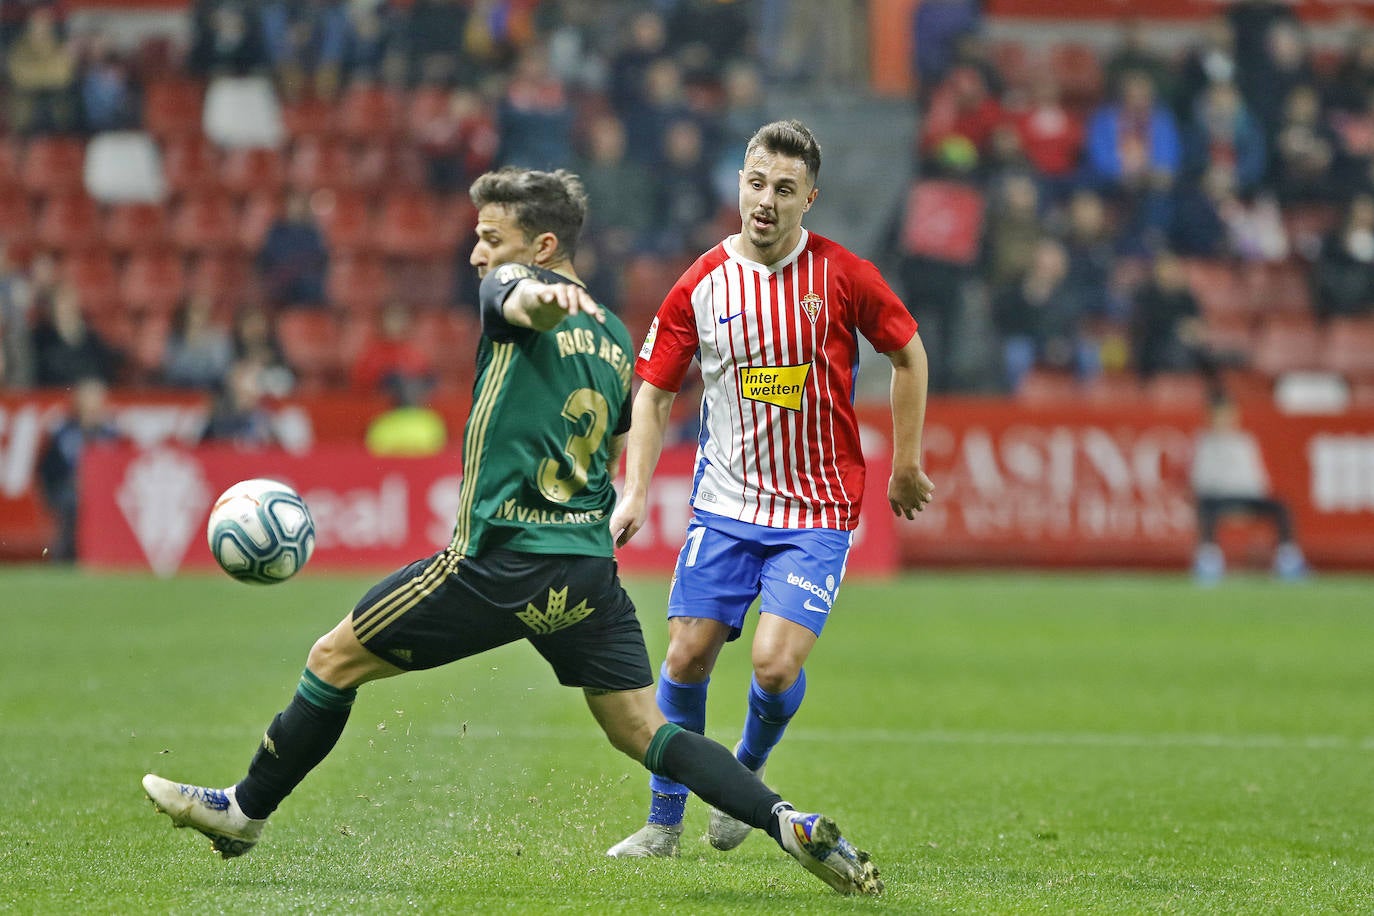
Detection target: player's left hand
<box><xmin>527</xmin><ymin>280</ymin><xmax>606</xmax><ymax>324</ymax></box>
<box><xmin>889</xmin><ymin>465</ymin><xmax>934</xmax><ymax>519</ymax></box>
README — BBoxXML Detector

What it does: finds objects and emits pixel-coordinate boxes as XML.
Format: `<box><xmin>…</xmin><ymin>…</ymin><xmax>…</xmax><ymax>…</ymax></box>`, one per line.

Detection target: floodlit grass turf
<box><xmin>1</xmin><ymin>567</ymin><xmax>1371</xmax><ymax>913</ymax></box>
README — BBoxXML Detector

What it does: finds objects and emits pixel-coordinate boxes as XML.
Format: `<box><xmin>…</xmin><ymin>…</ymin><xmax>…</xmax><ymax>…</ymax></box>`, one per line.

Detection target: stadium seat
<box><xmin>1252</xmin><ymin>316</ymin><xmax>1323</xmax><ymax>376</ymax></box>
<box><xmin>1048</xmin><ymin>43</ymin><xmax>1104</xmax><ymax>108</ymax></box>
<box><xmin>1183</xmin><ymin>258</ymin><xmax>1249</xmax><ymax>321</ymax></box>
<box><xmin>237</xmin><ymin>190</ymin><xmax>283</xmax><ymax>252</ymax></box>
<box><xmin>391</xmin><ymin>258</ymin><xmax>456</xmax><ymax>309</ymax></box>
<box><xmin>61</xmin><ymin>250</ymin><xmax>121</xmax><ymax>314</ymax></box>
<box><xmin>335</xmin><ymin>85</ymin><xmax>402</xmax><ymax>141</ymax></box>
<box><xmin>405</xmin><ymin>85</ymin><xmax>451</xmax><ymax>137</ymax></box>
<box><xmin>287</xmin><ymin>135</ymin><xmax>353</xmax><ymax>192</ymax></box>
<box><xmin>0</xmin><ymin>189</ymin><xmax>37</xmax><ymax>251</ymax></box>
<box><xmin>220</xmin><ymin>147</ymin><xmax>288</xmax><ymax>198</ymax></box>
<box><xmin>121</xmin><ymin>251</ymin><xmax>187</xmax><ymax>315</ymax></box>
<box><xmin>188</xmin><ymin>252</ymin><xmax>256</xmax><ymax>312</ymax></box>
<box><xmin>0</xmin><ymin>137</ymin><xmax>20</xmax><ymax>193</ymax></box>
<box><xmin>990</xmin><ymin>41</ymin><xmax>1034</xmax><ymax>95</ymax></box>
<box><xmin>281</xmin><ymin>95</ymin><xmax>335</xmax><ymax>139</ymax></box>
<box><xmin>104</xmin><ymin>202</ymin><xmax>171</xmax><ymax>253</ymax></box>
<box><xmin>373</xmin><ymin>190</ymin><xmax>445</xmax><ymax>258</ymax></box>
<box><xmin>20</xmin><ymin>137</ymin><xmax>87</xmax><ymax>197</ymax></box>
<box><xmin>1242</xmin><ymin>261</ymin><xmax>1313</xmax><ymax>319</ymax></box>
<box><xmin>313</xmin><ymin>189</ymin><xmax>374</xmax><ymax>254</ymax></box>
<box><xmin>128</xmin><ymin>313</ymin><xmax>172</xmax><ymax>384</ymax></box>
<box><xmin>160</xmin><ymin>134</ymin><xmax>222</xmax><ymax>196</ymax></box>
<box><xmin>325</xmin><ymin>255</ymin><xmax>389</xmax><ymax>316</ymax></box>
<box><xmin>276</xmin><ymin>309</ymin><xmax>345</xmax><ymax>390</ymax></box>
<box><xmin>142</xmin><ymin>79</ymin><xmax>205</xmax><ymax>139</ymax></box>
<box><xmin>1282</xmin><ymin>203</ymin><xmax>1340</xmax><ymax>261</ymax></box>
<box><xmin>35</xmin><ymin>193</ymin><xmax>102</xmax><ymax>252</ymax></box>
<box><xmin>203</xmin><ymin>76</ymin><xmax>284</xmax><ymax>149</ymax></box>
<box><xmin>171</xmin><ymin>192</ymin><xmax>240</xmax><ymax>253</ymax></box>
<box><xmin>1200</xmin><ymin>315</ymin><xmax>1256</xmax><ymax>365</ymax></box>
<box><xmin>411</xmin><ymin>309</ymin><xmax>479</xmax><ymax>390</ymax></box>
<box><xmin>353</xmin><ymin>139</ymin><xmax>426</xmax><ymax>194</ymax></box>
<box><xmin>1084</xmin><ymin>372</ymin><xmax>1143</xmax><ymax>405</ymax></box>
<box><xmin>1321</xmin><ymin>316</ymin><xmax>1374</xmax><ymax>381</ymax></box>
<box><xmin>1143</xmin><ymin>372</ymin><xmax>1209</xmax><ymax>410</ymax></box>
<box><xmin>84</xmin><ymin>131</ymin><xmax>166</xmax><ymax>203</ymax></box>
<box><xmin>1016</xmin><ymin>369</ymin><xmax>1080</xmax><ymax>405</ymax></box>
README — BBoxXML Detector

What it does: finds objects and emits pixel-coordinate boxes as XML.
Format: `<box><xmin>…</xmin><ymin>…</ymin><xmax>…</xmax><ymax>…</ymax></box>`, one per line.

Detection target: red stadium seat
<box><xmin>1016</xmin><ymin>369</ymin><xmax>1080</xmax><ymax>405</ymax></box>
<box><xmin>373</xmin><ymin>190</ymin><xmax>445</xmax><ymax>258</ymax></box>
<box><xmin>129</xmin><ymin>313</ymin><xmax>172</xmax><ymax>383</ymax></box>
<box><xmin>237</xmin><ymin>190</ymin><xmax>284</xmax><ymax>252</ymax></box>
<box><xmin>1183</xmin><ymin>258</ymin><xmax>1249</xmax><ymax>321</ymax></box>
<box><xmin>325</xmin><ymin>255</ymin><xmax>389</xmax><ymax>317</ymax></box>
<box><xmin>391</xmin><ymin>258</ymin><xmax>455</xmax><ymax>309</ymax></box>
<box><xmin>990</xmin><ymin>41</ymin><xmax>1035</xmax><ymax>95</ymax></box>
<box><xmin>35</xmin><ymin>193</ymin><xmax>102</xmax><ymax>252</ymax></box>
<box><xmin>1084</xmin><ymin>372</ymin><xmax>1143</xmax><ymax>406</ymax></box>
<box><xmin>1143</xmin><ymin>372</ymin><xmax>1209</xmax><ymax>409</ymax></box>
<box><xmin>188</xmin><ymin>252</ymin><xmax>256</xmax><ymax>312</ymax></box>
<box><xmin>0</xmin><ymin>137</ymin><xmax>20</xmax><ymax>192</ymax></box>
<box><xmin>160</xmin><ymin>134</ymin><xmax>222</xmax><ymax>196</ymax></box>
<box><xmin>21</xmin><ymin>137</ymin><xmax>87</xmax><ymax>197</ymax></box>
<box><xmin>143</xmin><ymin>80</ymin><xmax>205</xmax><ymax>139</ymax></box>
<box><xmin>352</xmin><ymin>139</ymin><xmax>425</xmax><ymax>194</ymax></box>
<box><xmin>411</xmin><ymin>309</ymin><xmax>478</xmax><ymax>390</ymax></box>
<box><xmin>281</xmin><ymin>95</ymin><xmax>335</xmax><ymax>139</ymax></box>
<box><xmin>1322</xmin><ymin>316</ymin><xmax>1374</xmax><ymax>381</ymax></box>
<box><xmin>1242</xmin><ymin>261</ymin><xmax>1314</xmax><ymax>319</ymax></box>
<box><xmin>1252</xmin><ymin>316</ymin><xmax>1323</xmax><ymax>377</ymax></box>
<box><xmin>1200</xmin><ymin>315</ymin><xmax>1256</xmax><ymax>364</ymax></box>
<box><xmin>104</xmin><ymin>202</ymin><xmax>171</xmax><ymax>253</ymax></box>
<box><xmin>313</xmin><ymin>189</ymin><xmax>373</xmax><ymax>254</ymax></box>
<box><xmin>1048</xmin><ymin>43</ymin><xmax>1105</xmax><ymax>108</ymax></box>
<box><xmin>220</xmin><ymin>147</ymin><xmax>287</xmax><ymax>198</ymax></box>
<box><xmin>406</xmin><ymin>85</ymin><xmax>451</xmax><ymax>137</ymax></box>
<box><xmin>171</xmin><ymin>192</ymin><xmax>240</xmax><ymax>253</ymax></box>
<box><xmin>121</xmin><ymin>251</ymin><xmax>187</xmax><ymax>315</ymax></box>
<box><xmin>276</xmin><ymin>310</ymin><xmax>345</xmax><ymax>390</ymax></box>
<box><xmin>287</xmin><ymin>135</ymin><xmax>353</xmax><ymax>192</ymax></box>
<box><xmin>62</xmin><ymin>250</ymin><xmax>121</xmax><ymax>314</ymax></box>
<box><xmin>0</xmin><ymin>189</ymin><xmax>37</xmax><ymax>251</ymax></box>
<box><xmin>335</xmin><ymin>85</ymin><xmax>402</xmax><ymax>141</ymax></box>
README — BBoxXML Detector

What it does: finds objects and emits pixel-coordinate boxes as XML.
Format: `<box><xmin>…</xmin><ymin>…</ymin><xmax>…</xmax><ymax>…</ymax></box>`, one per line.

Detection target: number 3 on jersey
<box><xmin>537</xmin><ymin>387</ymin><xmax>610</xmax><ymax>503</ymax></box>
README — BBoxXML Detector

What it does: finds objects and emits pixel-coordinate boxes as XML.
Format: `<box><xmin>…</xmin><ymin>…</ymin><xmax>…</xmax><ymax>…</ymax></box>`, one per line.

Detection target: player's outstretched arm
<box><xmin>884</xmin><ymin>331</ymin><xmax>935</xmax><ymax>519</ymax></box>
<box><xmin>503</xmin><ymin>279</ymin><xmax>606</xmax><ymax>331</ymax></box>
<box><xmin>609</xmin><ymin>380</ymin><xmax>676</xmax><ymax>547</ymax></box>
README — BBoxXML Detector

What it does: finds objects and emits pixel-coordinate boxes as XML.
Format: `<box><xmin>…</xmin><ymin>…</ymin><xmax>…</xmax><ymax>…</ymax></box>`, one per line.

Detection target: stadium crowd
<box><xmin>0</xmin><ymin>0</ymin><xmax>1372</xmax><ymax>409</ymax></box>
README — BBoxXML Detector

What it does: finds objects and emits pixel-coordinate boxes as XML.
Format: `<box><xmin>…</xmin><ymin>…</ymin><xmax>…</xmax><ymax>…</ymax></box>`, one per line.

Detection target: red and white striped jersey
<box><xmin>636</xmin><ymin>229</ymin><xmax>918</xmax><ymax>530</ymax></box>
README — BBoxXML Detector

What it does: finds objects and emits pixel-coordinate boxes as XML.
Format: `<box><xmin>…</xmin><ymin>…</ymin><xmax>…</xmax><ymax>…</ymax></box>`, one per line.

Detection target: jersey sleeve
<box><xmin>850</xmin><ymin>256</ymin><xmax>918</xmax><ymax>354</ymax></box>
<box><xmin>478</xmin><ymin>262</ymin><xmax>542</xmax><ymax>342</ymax></box>
<box><xmin>613</xmin><ymin>390</ymin><xmax>632</xmax><ymax>436</ymax></box>
<box><xmin>634</xmin><ymin>274</ymin><xmax>700</xmax><ymax>392</ymax></box>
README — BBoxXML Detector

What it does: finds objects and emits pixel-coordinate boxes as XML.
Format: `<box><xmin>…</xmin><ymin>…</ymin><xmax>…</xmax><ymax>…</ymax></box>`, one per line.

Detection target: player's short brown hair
<box><xmin>745</xmin><ymin>120</ymin><xmax>822</xmax><ymax>185</ymax></box>
<box><xmin>469</xmin><ymin>167</ymin><xmax>588</xmax><ymax>260</ymax></box>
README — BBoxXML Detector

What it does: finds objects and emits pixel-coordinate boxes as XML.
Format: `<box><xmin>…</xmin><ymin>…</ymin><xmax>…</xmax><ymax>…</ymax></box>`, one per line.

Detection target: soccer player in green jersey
<box><xmin>141</xmin><ymin>167</ymin><xmax>882</xmax><ymax>896</ymax></box>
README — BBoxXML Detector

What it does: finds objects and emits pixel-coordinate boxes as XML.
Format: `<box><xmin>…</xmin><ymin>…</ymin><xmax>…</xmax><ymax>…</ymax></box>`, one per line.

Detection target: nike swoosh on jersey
<box><xmin>803</xmin><ymin>599</ymin><xmax>830</xmax><ymax>614</ymax></box>
<box><xmin>718</xmin><ymin>311</ymin><xmax>745</xmax><ymax>324</ymax></box>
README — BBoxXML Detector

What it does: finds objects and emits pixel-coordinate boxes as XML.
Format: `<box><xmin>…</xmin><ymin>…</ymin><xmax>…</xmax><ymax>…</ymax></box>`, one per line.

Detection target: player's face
<box><xmin>470</xmin><ymin>204</ymin><xmax>540</xmax><ymax>278</ymax></box>
<box><xmin>737</xmin><ymin>150</ymin><xmax>817</xmax><ymax>263</ymax></box>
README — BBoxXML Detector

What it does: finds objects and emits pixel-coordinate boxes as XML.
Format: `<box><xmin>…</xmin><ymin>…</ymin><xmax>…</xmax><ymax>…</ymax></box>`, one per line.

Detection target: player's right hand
<box><xmin>609</xmin><ymin>496</ymin><xmax>648</xmax><ymax>547</ymax></box>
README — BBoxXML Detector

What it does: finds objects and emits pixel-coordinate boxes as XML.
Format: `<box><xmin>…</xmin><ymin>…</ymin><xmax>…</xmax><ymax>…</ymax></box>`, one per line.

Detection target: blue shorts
<box><xmin>666</xmin><ymin>510</ymin><xmax>854</xmax><ymax>640</ymax></box>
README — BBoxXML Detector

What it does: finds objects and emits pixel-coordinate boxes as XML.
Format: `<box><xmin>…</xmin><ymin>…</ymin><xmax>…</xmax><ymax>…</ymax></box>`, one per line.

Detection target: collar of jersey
<box><xmin>724</xmin><ymin>228</ymin><xmax>809</xmax><ymax>274</ymax></box>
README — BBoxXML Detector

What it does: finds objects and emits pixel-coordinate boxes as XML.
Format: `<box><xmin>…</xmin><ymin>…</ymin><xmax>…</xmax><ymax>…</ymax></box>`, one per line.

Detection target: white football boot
<box><xmin>707</xmin><ymin>743</ymin><xmax>766</xmax><ymax>850</ymax></box>
<box><xmin>605</xmin><ymin>822</ymin><xmax>683</xmax><ymax>858</ymax></box>
<box><xmin>142</xmin><ymin>774</ymin><xmax>265</xmax><ymax>859</ymax></box>
<box><xmin>777</xmin><ymin>809</ymin><xmax>883</xmax><ymax>896</ymax></box>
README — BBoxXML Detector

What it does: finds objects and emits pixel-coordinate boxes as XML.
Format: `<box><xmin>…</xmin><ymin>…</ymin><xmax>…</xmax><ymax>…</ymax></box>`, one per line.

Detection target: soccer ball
<box><xmin>206</xmin><ymin>478</ymin><xmax>316</xmax><ymax>584</ymax></box>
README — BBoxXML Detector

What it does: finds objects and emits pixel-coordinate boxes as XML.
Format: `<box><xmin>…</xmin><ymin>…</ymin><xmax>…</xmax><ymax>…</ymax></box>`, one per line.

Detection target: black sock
<box><xmin>234</xmin><ymin>670</ymin><xmax>355</xmax><ymax>820</ymax></box>
<box><xmin>643</xmin><ymin>723</ymin><xmax>790</xmax><ymax>840</ymax></box>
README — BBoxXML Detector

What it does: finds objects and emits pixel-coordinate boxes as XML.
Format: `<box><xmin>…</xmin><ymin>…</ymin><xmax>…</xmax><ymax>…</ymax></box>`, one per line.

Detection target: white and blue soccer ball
<box><xmin>206</xmin><ymin>478</ymin><xmax>316</xmax><ymax>584</ymax></box>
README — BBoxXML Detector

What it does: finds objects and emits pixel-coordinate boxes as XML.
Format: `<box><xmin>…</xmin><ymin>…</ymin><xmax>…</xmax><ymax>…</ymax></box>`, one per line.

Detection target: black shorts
<box><xmin>349</xmin><ymin>547</ymin><xmax>653</xmax><ymax>692</ymax></box>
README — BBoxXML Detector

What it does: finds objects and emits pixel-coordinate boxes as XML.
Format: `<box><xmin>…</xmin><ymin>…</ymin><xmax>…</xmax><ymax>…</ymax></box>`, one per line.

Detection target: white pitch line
<box><xmin>426</xmin><ymin>725</ymin><xmax>1374</xmax><ymax>752</ymax></box>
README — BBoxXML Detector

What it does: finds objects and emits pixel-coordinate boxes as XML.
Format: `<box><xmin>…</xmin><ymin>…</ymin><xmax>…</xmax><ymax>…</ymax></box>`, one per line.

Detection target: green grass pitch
<box><xmin>2</xmin><ymin>567</ymin><xmax>1371</xmax><ymax>913</ymax></box>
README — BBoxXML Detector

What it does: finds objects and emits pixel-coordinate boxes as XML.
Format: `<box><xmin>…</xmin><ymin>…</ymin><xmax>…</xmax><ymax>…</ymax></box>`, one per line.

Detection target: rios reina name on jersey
<box><xmin>448</xmin><ymin>263</ymin><xmax>633</xmax><ymax>559</ymax></box>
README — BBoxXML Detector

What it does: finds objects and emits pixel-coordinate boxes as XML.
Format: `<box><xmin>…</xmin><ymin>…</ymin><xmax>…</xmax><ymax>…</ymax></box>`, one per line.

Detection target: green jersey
<box><xmin>449</xmin><ymin>263</ymin><xmax>634</xmax><ymax>559</ymax></box>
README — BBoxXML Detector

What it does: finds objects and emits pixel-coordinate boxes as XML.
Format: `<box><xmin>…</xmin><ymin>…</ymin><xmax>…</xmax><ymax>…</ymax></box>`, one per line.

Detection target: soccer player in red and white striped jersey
<box><xmin>607</xmin><ymin>120</ymin><xmax>935</xmax><ymax>858</ymax></box>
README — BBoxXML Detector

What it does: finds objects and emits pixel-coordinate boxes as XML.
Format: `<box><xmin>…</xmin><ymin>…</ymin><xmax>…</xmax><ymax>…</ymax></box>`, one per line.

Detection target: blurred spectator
<box><xmin>576</xmin><ymin>111</ymin><xmax>655</xmax><ymax>255</ymax></box>
<box><xmin>650</xmin><ymin>118</ymin><xmax>719</xmax><ymax>257</ymax></box>
<box><xmin>982</xmin><ymin>172</ymin><xmax>1044</xmax><ymax>295</ymax></box>
<box><xmin>404</xmin><ymin>0</ymin><xmax>471</xmax><ymax>86</ymax></box>
<box><xmin>200</xmin><ymin>358</ymin><xmax>279</xmax><ymax>447</ymax></box>
<box><xmin>1171</xmin><ymin>165</ymin><xmax>1288</xmax><ymax>262</ymax></box>
<box><xmin>1325</xmin><ymin>28</ymin><xmax>1374</xmax><ymax>115</ymax></box>
<box><xmin>910</xmin><ymin>0</ymin><xmax>980</xmax><ymax>97</ymax></box>
<box><xmin>31</xmin><ymin>285</ymin><xmax>123</xmax><ymax>387</ymax></box>
<box><xmin>621</xmin><ymin>56</ymin><xmax>690</xmax><ymax>168</ymax></box>
<box><xmin>666</xmin><ymin>0</ymin><xmax>752</xmax><ymax>72</ymax></box>
<box><xmin>188</xmin><ymin>1</ymin><xmax>269</xmax><ymax>78</ymax></box>
<box><xmin>1084</xmin><ymin>69</ymin><xmax>1181</xmax><ymax>251</ymax></box>
<box><xmin>257</xmin><ymin>191</ymin><xmax>329</xmax><ymax>307</ymax></box>
<box><xmin>920</xmin><ymin>65</ymin><xmax>1002</xmax><ymax>166</ymax></box>
<box><xmin>1007</xmin><ymin>71</ymin><xmax>1084</xmax><ymax>199</ymax></box>
<box><xmin>1129</xmin><ymin>249</ymin><xmax>1208</xmax><ymax>379</ymax></box>
<box><xmin>5</xmin><ymin>7</ymin><xmax>79</xmax><ymax>134</ymax></box>
<box><xmin>754</xmin><ymin>0</ymin><xmax>863</xmax><ymax>88</ymax></box>
<box><xmin>79</xmin><ymin>34</ymin><xmax>140</xmax><ymax>133</ymax></box>
<box><xmin>349</xmin><ymin>300</ymin><xmax>435</xmax><ymax>394</ymax></box>
<box><xmin>608</xmin><ymin>8</ymin><xmax>669</xmax><ymax>119</ymax></box>
<box><xmin>231</xmin><ymin>305</ymin><xmax>295</xmax><ymax>396</ymax></box>
<box><xmin>1173</xmin><ymin>16</ymin><xmax>1239</xmax><ymax>120</ymax></box>
<box><xmin>993</xmin><ymin>238</ymin><xmax>1098</xmax><ymax>392</ymax></box>
<box><xmin>260</xmin><ymin>0</ymin><xmax>351</xmax><ymax>100</ymax></box>
<box><xmin>341</xmin><ymin>0</ymin><xmax>402</xmax><ymax>84</ymax></box>
<box><xmin>711</xmin><ymin>61</ymin><xmax>768</xmax><ymax>201</ymax></box>
<box><xmin>38</xmin><ymin>376</ymin><xmax>121</xmax><ymax>562</ymax></box>
<box><xmin>1312</xmin><ymin>193</ymin><xmax>1374</xmax><ymax>321</ymax></box>
<box><xmin>415</xmin><ymin>85</ymin><xmax>499</xmax><ymax>194</ymax></box>
<box><xmin>1104</xmin><ymin>18</ymin><xmax>1174</xmax><ymax>101</ymax></box>
<box><xmin>496</xmin><ymin>42</ymin><xmax>574</xmax><ymax>171</ymax></box>
<box><xmin>1238</xmin><ymin>17</ymin><xmax>1313</xmax><ymax>145</ymax></box>
<box><xmin>1190</xmin><ymin>392</ymin><xmax>1307</xmax><ymax>584</ymax></box>
<box><xmin>1182</xmin><ymin>81</ymin><xmax>1267</xmax><ymax>194</ymax></box>
<box><xmin>1058</xmin><ymin>187</ymin><xmax>1128</xmax><ymax>327</ymax></box>
<box><xmin>0</xmin><ymin>242</ymin><xmax>35</xmax><ymax>388</ymax></box>
<box><xmin>1270</xmin><ymin>84</ymin><xmax>1340</xmax><ymax>204</ymax></box>
<box><xmin>1328</xmin><ymin>86</ymin><xmax>1374</xmax><ymax>189</ymax></box>
<box><xmin>162</xmin><ymin>294</ymin><xmax>234</xmax><ymax>390</ymax></box>
<box><xmin>364</xmin><ymin>375</ymin><xmax>448</xmax><ymax>457</ymax></box>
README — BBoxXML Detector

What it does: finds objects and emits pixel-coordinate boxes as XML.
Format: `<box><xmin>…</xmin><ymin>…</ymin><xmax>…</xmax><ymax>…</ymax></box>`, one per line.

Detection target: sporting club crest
<box><xmin>800</xmin><ymin>291</ymin><xmax>823</xmax><ymax>323</ymax></box>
